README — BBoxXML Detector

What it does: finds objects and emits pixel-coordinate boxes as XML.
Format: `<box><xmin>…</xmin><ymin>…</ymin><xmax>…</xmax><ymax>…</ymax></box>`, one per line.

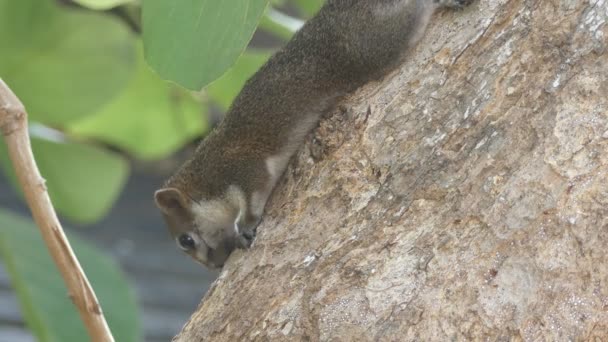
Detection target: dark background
<box><xmin>0</xmin><ymin>166</ymin><xmax>217</xmax><ymax>342</ymax></box>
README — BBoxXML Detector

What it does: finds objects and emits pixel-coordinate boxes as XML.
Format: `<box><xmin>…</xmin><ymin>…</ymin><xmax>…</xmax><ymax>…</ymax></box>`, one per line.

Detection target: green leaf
<box><xmin>142</xmin><ymin>0</ymin><xmax>269</xmax><ymax>90</ymax></box>
<box><xmin>0</xmin><ymin>209</ymin><xmax>141</xmax><ymax>342</ymax></box>
<box><xmin>72</xmin><ymin>0</ymin><xmax>134</xmax><ymax>10</ymax></box>
<box><xmin>69</xmin><ymin>43</ymin><xmax>207</xmax><ymax>160</ymax></box>
<box><xmin>293</xmin><ymin>0</ymin><xmax>323</xmax><ymax>17</ymax></box>
<box><xmin>0</xmin><ymin>137</ymin><xmax>129</xmax><ymax>224</ymax></box>
<box><xmin>0</xmin><ymin>0</ymin><xmax>135</xmax><ymax>126</ymax></box>
<box><xmin>207</xmin><ymin>50</ymin><xmax>271</xmax><ymax>111</ymax></box>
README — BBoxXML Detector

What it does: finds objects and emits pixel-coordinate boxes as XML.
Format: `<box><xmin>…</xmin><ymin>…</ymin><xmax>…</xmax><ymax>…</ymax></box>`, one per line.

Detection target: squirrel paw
<box><xmin>236</xmin><ymin>228</ymin><xmax>257</xmax><ymax>249</ymax></box>
<box><xmin>434</xmin><ymin>0</ymin><xmax>474</xmax><ymax>9</ymax></box>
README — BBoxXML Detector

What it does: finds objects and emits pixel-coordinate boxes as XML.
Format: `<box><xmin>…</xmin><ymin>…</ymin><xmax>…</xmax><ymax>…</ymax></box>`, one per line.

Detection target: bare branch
<box><xmin>0</xmin><ymin>79</ymin><xmax>114</xmax><ymax>342</ymax></box>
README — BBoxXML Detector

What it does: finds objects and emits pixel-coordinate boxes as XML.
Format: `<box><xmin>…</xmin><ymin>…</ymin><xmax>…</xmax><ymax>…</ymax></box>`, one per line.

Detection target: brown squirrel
<box><xmin>154</xmin><ymin>0</ymin><xmax>472</xmax><ymax>269</ymax></box>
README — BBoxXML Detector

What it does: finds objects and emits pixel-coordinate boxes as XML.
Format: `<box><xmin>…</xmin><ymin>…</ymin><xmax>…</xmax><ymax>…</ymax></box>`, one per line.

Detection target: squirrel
<box><xmin>154</xmin><ymin>0</ymin><xmax>472</xmax><ymax>269</ymax></box>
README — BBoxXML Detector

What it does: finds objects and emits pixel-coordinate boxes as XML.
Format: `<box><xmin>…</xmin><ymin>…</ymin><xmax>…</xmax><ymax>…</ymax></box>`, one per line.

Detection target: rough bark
<box><xmin>175</xmin><ymin>1</ymin><xmax>608</xmax><ymax>340</ymax></box>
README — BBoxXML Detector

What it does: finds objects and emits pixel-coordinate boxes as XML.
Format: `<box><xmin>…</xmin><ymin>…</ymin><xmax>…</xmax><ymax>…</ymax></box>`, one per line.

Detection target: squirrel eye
<box><xmin>177</xmin><ymin>233</ymin><xmax>196</xmax><ymax>251</ymax></box>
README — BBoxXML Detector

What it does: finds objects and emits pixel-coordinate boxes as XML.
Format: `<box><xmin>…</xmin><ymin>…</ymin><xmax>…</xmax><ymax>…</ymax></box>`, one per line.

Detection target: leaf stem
<box><xmin>258</xmin><ymin>7</ymin><xmax>304</xmax><ymax>41</ymax></box>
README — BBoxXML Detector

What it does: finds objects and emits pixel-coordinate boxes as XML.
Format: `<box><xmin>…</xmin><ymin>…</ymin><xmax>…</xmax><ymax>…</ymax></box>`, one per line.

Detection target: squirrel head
<box><xmin>154</xmin><ymin>185</ymin><xmax>259</xmax><ymax>269</ymax></box>
<box><xmin>152</xmin><ymin>129</ymin><xmax>276</xmax><ymax>269</ymax></box>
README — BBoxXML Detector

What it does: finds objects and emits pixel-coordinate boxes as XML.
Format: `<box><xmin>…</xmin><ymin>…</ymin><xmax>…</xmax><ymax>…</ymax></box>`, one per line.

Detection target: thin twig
<box><xmin>0</xmin><ymin>79</ymin><xmax>114</xmax><ymax>342</ymax></box>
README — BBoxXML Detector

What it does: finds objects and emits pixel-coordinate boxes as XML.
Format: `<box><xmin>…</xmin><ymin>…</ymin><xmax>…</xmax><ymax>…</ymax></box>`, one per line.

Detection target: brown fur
<box><xmin>156</xmin><ymin>0</ymin><xmax>473</xmax><ymax>268</ymax></box>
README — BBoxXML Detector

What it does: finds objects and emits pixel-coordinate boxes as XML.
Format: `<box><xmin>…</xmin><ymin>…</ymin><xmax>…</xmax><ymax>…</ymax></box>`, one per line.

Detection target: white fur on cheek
<box><xmin>190</xmin><ymin>198</ymin><xmax>235</xmax><ymax>249</ymax></box>
<box><xmin>190</xmin><ymin>185</ymin><xmax>249</xmax><ymax>238</ymax></box>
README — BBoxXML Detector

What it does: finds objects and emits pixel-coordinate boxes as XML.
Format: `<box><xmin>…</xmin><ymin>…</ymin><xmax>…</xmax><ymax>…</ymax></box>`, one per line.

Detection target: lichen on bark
<box><xmin>175</xmin><ymin>1</ymin><xmax>608</xmax><ymax>340</ymax></box>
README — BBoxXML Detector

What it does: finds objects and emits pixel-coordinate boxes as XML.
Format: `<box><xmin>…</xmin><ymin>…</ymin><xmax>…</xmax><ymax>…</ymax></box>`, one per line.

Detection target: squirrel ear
<box><xmin>154</xmin><ymin>188</ymin><xmax>189</xmax><ymax>216</ymax></box>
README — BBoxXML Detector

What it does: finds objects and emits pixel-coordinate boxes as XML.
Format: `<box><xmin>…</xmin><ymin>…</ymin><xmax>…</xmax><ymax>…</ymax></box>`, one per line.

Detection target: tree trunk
<box><xmin>175</xmin><ymin>1</ymin><xmax>608</xmax><ymax>340</ymax></box>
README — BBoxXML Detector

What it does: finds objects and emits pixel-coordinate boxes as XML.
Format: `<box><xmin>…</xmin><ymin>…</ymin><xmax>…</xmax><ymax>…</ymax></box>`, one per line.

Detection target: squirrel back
<box><xmin>155</xmin><ymin>0</ymin><xmax>472</xmax><ymax>269</ymax></box>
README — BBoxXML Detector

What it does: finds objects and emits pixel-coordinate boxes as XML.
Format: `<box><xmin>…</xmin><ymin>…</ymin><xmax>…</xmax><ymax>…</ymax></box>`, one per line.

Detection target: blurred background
<box><xmin>0</xmin><ymin>0</ymin><xmax>321</xmax><ymax>340</ymax></box>
<box><xmin>0</xmin><ymin>164</ymin><xmax>214</xmax><ymax>341</ymax></box>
